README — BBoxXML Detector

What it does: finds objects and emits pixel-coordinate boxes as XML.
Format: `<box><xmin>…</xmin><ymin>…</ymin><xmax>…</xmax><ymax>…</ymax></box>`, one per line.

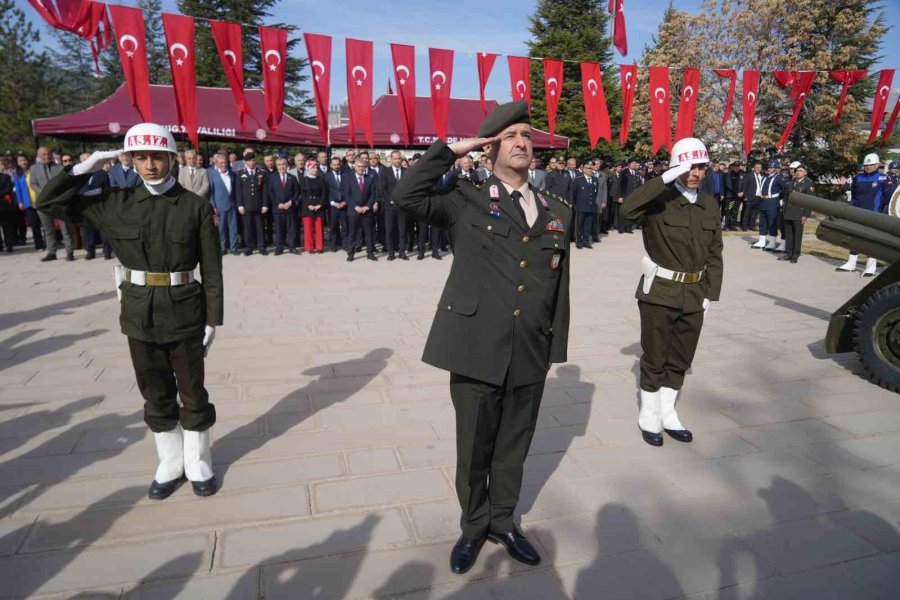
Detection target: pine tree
<box><xmin>526</xmin><ymin>0</ymin><xmax>622</xmax><ymax>162</ymax></box>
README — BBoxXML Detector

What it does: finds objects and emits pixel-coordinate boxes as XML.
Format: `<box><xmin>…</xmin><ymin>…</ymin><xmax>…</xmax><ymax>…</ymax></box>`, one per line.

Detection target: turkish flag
<box><xmin>346</xmin><ymin>38</ymin><xmax>374</xmax><ymax>148</ymax></box>
<box><xmin>542</xmin><ymin>59</ymin><xmax>563</xmax><ymax>147</ymax></box>
<box><xmin>580</xmin><ymin>62</ymin><xmax>611</xmax><ymax>149</ymax></box>
<box><xmin>211</xmin><ymin>21</ymin><xmax>257</xmax><ymax>130</ymax></box>
<box><xmin>108</xmin><ymin>4</ymin><xmax>152</xmax><ymax>121</ymax></box>
<box><xmin>304</xmin><ymin>33</ymin><xmax>332</xmax><ymax>145</ymax></box>
<box><xmin>713</xmin><ymin>69</ymin><xmax>737</xmax><ymax>125</ymax></box>
<box><xmin>742</xmin><ymin>70</ymin><xmax>760</xmax><ymax>156</ymax></box>
<box><xmin>869</xmin><ymin>69</ymin><xmax>895</xmax><ymax>145</ymax></box>
<box><xmin>773</xmin><ymin>71</ymin><xmax>798</xmax><ymax>96</ymax></box>
<box><xmin>648</xmin><ymin>66</ymin><xmax>672</xmax><ymax>153</ymax></box>
<box><xmin>477</xmin><ymin>52</ymin><xmax>498</xmax><ymax>115</ymax></box>
<box><xmin>259</xmin><ymin>26</ymin><xmax>287</xmax><ymax>132</ymax></box>
<box><xmin>828</xmin><ymin>70</ymin><xmax>868</xmax><ymax>124</ymax></box>
<box><xmin>429</xmin><ymin>48</ymin><xmax>454</xmax><ymax>141</ymax></box>
<box><xmin>675</xmin><ymin>68</ymin><xmax>700</xmax><ymax>143</ymax></box>
<box><xmin>29</xmin><ymin>1</ymin><xmax>111</xmax><ymax>74</ymax></box>
<box><xmin>161</xmin><ymin>13</ymin><xmax>198</xmax><ymax>150</ymax></box>
<box><xmin>882</xmin><ymin>97</ymin><xmax>900</xmax><ymax>144</ymax></box>
<box><xmin>611</xmin><ymin>0</ymin><xmax>627</xmax><ymax>57</ymax></box>
<box><xmin>391</xmin><ymin>44</ymin><xmax>416</xmax><ymax>146</ymax></box>
<box><xmin>507</xmin><ymin>56</ymin><xmax>532</xmax><ymax>111</ymax></box>
<box><xmin>619</xmin><ymin>64</ymin><xmax>637</xmax><ymax>145</ymax></box>
<box><xmin>775</xmin><ymin>71</ymin><xmax>816</xmax><ymax>152</ymax></box>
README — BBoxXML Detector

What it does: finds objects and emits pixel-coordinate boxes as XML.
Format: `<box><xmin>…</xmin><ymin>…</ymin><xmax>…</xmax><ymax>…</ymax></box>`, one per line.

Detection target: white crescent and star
<box><xmin>119</xmin><ymin>34</ymin><xmax>138</xmax><ymax>58</ymax></box>
<box><xmin>352</xmin><ymin>65</ymin><xmax>368</xmax><ymax>86</ymax></box>
<box><xmin>169</xmin><ymin>43</ymin><xmax>188</xmax><ymax>67</ymax></box>
<box><xmin>587</xmin><ymin>78</ymin><xmax>598</xmax><ymax>96</ymax></box>
<box><xmin>395</xmin><ymin>65</ymin><xmax>410</xmax><ymax>85</ymax></box>
<box><xmin>880</xmin><ymin>85</ymin><xmax>890</xmax><ymax>98</ymax></box>
<box><xmin>264</xmin><ymin>49</ymin><xmax>281</xmax><ymax>72</ymax></box>
<box><xmin>548</xmin><ymin>77</ymin><xmax>558</xmax><ymax>97</ymax></box>
<box><xmin>432</xmin><ymin>70</ymin><xmax>447</xmax><ymax>90</ymax></box>
<box><xmin>625</xmin><ymin>71</ymin><xmax>633</xmax><ymax>90</ymax></box>
<box><xmin>747</xmin><ymin>91</ymin><xmax>757</xmax><ymax>104</ymax></box>
<box><xmin>223</xmin><ymin>50</ymin><xmax>237</xmax><ymax>67</ymax></box>
<box><xmin>683</xmin><ymin>86</ymin><xmax>694</xmax><ymax>101</ymax></box>
<box><xmin>312</xmin><ymin>60</ymin><xmax>326</xmax><ymax>81</ymax></box>
<box><xmin>654</xmin><ymin>87</ymin><xmax>667</xmax><ymax>103</ymax></box>
<box><xmin>516</xmin><ymin>80</ymin><xmax>527</xmax><ymax>98</ymax></box>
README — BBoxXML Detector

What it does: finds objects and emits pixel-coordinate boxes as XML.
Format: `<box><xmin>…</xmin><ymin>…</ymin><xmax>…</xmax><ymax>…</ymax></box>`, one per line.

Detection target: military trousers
<box><xmin>638</xmin><ymin>301</ymin><xmax>704</xmax><ymax>392</ymax></box>
<box><xmin>784</xmin><ymin>218</ymin><xmax>804</xmax><ymax>259</ymax></box>
<box><xmin>242</xmin><ymin>211</ymin><xmax>265</xmax><ymax>251</ymax></box>
<box><xmin>127</xmin><ymin>335</ymin><xmax>216</xmax><ymax>433</ymax></box>
<box><xmin>450</xmin><ymin>372</ymin><xmax>545</xmax><ymax>539</ymax></box>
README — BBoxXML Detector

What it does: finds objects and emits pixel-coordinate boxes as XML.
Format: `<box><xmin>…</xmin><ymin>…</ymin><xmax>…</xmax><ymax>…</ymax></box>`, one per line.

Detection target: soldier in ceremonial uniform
<box><xmin>236</xmin><ymin>152</ymin><xmax>269</xmax><ymax>256</ymax></box>
<box><xmin>621</xmin><ymin>137</ymin><xmax>723</xmax><ymax>447</ymax></box>
<box><xmin>36</xmin><ymin>123</ymin><xmax>222</xmax><ymax>499</ymax></box>
<box><xmin>779</xmin><ymin>161</ymin><xmax>813</xmax><ymax>263</ymax></box>
<box><xmin>393</xmin><ymin>101</ymin><xmax>571</xmax><ymax>575</ymax></box>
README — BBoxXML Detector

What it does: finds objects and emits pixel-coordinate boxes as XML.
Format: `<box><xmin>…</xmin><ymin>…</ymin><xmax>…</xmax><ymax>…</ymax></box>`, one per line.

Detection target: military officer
<box><xmin>236</xmin><ymin>152</ymin><xmax>269</xmax><ymax>256</ymax></box>
<box><xmin>836</xmin><ymin>153</ymin><xmax>896</xmax><ymax>276</ymax></box>
<box><xmin>572</xmin><ymin>162</ymin><xmax>598</xmax><ymax>249</ymax></box>
<box><xmin>621</xmin><ymin>137</ymin><xmax>723</xmax><ymax>447</ymax></box>
<box><xmin>779</xmin><ymin>162</ymin><xmax>813</xmax><ymax>263</ymax></box>
<box><xmin>393</xmin><ymin>101</ymin><xmax>571</xmax><ymax>575</ymax></box>
<box><xmin>36</xmin><ymin>123</ymin><xmax>223</xmax><ymax>499</ymax></box>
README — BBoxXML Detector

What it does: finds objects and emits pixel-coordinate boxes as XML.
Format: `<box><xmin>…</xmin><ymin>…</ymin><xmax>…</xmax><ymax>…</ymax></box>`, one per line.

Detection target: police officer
<box><xmin>36</xmin><ymin>123</ymin><xmax>223</xmax><ymax>499</ymax></box>
<box><xmin>621</xmin><ymin>137</ymin><xmax>723</xmax><ymax>447</ymax></box>
<box><xmin>886</xmin><ymin>161</ymin><xmax>899</xmax><ymax>196</ymax></box>
<box><xmin>752</xmin><ymin>160</ymin><xmax>783</xmax><ymax>251</ymax></box>
<box><xmin>837</xmin><ymin>153</ymin><xmax>896</xmax><ymax>276</ymax></box>
<box><xmin>780</xmin><ymin>162</ymin><xmax>813</xmax><ymax>263</ymax></box>
<box><xmin>393</xmin><ymin>101</ymin><xmax>571</xmax><ymax>575</ymax></box>
<box><xmin>572</xmin><ymin>162</ymin><xmax>598</xmax><ymax>249</ymax></box>
<box><xmin>236</xmin><ymin>152</ymin><xmax>269</xmax><ymax>256</ymax></box>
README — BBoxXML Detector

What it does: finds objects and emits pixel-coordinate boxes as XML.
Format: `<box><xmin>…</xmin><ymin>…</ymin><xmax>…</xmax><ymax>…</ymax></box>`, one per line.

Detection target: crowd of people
<box><xmin>1</xmin><ymin>143</ymin><xmax>897</xmax><ymax>268</ymax></box>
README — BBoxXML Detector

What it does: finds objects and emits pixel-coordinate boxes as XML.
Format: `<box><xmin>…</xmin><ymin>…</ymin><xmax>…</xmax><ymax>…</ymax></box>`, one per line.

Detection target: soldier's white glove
<box><xmin>703</xmin><ymin>298</ymin><xmax>711</xmax><ymax>316</ymax></box>
<box><xmin>72</xmin><ymin>150</ymin><xmax>120</xmax><ymax>176</ymax></box>
<box><xmin>202</xmin><ymin>325</ymin><xmax>216</xmax><ymax>357</ymax></box>
<box><xmin>661</xmin><ymin>163</ymin><xmax>692</xmax><ymax>185</ymax></box>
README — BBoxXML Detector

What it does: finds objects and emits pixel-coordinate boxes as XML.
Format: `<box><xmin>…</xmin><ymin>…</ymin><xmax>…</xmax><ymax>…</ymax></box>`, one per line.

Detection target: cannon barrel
<box><xmin>786</xmin><ymin>191</ymin><xmax>900</xmax><ymax>263</ymax></box>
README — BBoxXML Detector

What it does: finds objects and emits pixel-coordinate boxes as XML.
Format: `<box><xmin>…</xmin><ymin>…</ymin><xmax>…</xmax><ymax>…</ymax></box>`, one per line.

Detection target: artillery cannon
<box><xmin>787</xmin><ymin>188</ymin><xmax>900</xmax><ymax>391</ymax></box>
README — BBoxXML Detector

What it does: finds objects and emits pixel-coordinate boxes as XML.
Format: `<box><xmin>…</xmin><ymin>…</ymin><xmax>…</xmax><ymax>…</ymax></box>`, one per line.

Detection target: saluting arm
<box><xmin>36</xmin><ymin>166</ymin><xmax>109</xmax><ymax>229</ymax></box>
<box><xmin>620</xmin><ymin>175</ymin><xmax>667</xmax><ymax>224</ymax></box>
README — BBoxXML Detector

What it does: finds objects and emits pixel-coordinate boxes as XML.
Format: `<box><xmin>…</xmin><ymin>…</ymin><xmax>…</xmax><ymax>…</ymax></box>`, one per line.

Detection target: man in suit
<box><xmin>208</xmin><ymin>153</ymin><xmax>239</xmax><ymax>254</ymax></box>
<box><xmin>324</xmin><ymin>156</ymin><xmax>348</xmax><ymax>253</ymax></box>
<box><xmin>545</xmin><ymin>158</ymin><xmax>571</xmax><ymax>201</ymax></box>
<box><xmin>364</xmin><ymin>152</ymin><xmax>386</xmax><ymax>250</ymax></box>
<box><xmin>394</xmin><ymin>101</ymin><xmax>571</xmax><ymax>575</ymax></box>
<box><xmin>591</xmin><ymin>161</ymin><xmax>608</xmax><ymax>241</ymax></box>
<box><xmin>381</xmin><ymin>151</ymin><xmax>408</xmax><ymax>261</ymax></box>
<box><xmin>341</xmin><ymin>158</ymin><xmax>377</xmax><ymax>261</ymax></box>
<box><xmin>617</xmin><ymin>158</ymin><xmax>643</xmax><ymax>233</ymax></box>
<box><xmin>30</xmin><ymin>146</ymin><xmax>71</xmax><ymax>261</ymax></box>
<box><xmin>527</xmin><ymin>158</ymin><xmax>546</xmax><ymax>190</ymax></box>
<box><xmin>572</xmin><ymin>162</ymin><xmax>599</xmax><ymax>249</ymax></box>
<box><xmin>235</xmin><ymin>152</ymin><xmax>269</xmax><ymax>256</ymax></box>
<box><xmin>722</xmin><ymin>161</ymin><xmax>745</xmax><ymax>231</ymax></box>
<box><xmin>740</xmin><ymin>162</ymin><xmax>763</xmax><ymax>232</ymax></box>
<box><xmin>266</xmin><ymin>156</ymin><xmax>300</xmax><ymax>255</ymax></box>
<box><xmin>177</xmin><ymin>150</ymin><xmax>210</xmax><ymax>198</ymax></box>
<box><xmin>109</xmin><ymin>152</ymin><xmax>142</xmax><ymax>189</ymax></box>
<box><xmin>288</xmin><ymin>152</ymin><xmax>306</xmax><ymax>180</ymax></box>
<box><xmin>76</xmin><ymin>151</ymin><xmax>111</xmax><ymax>260</ymax></box>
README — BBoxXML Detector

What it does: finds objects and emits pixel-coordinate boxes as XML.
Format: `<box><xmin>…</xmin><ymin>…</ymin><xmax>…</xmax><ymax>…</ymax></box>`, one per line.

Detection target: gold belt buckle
<box><xmin>146</xmin><ymin>272</ymin><xmax>170</xmax><ymax>286</ymax></box>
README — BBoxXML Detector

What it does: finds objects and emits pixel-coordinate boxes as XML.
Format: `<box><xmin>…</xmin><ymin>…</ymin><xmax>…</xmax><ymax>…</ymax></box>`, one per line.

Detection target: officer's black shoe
<box><xmin>367</xmin><ymin>252</ymin><xmax>378</xmax><ymax>261</ymax></box>
<box><xmin>640</xmin><ymin>428</ymin><xmax>664</xmax><ymax>447</ymax></box>
<box><xmin>399</xmin><ymin>252</ymin><xmax>409</xmax><ymax>260</ymax></box>
<box><xmin>104</xmin><ymin>254</ymin><xmax>113</xmax><ymax>260</ymax></box>
<box><xmin>417</xmin><ymin>252</ymin><xmax>425</xmax><ymax>260</ymax></box>
<box><xmin>40</xmin><ymin>253</ymin><xmax>56</xmax><ymax>262</ymax></box>
<box><xmin>487</xmin><ymin>530</ymin><xmax>541</xmax><ymax>566</ymax></box>
<box><xmin>244</xmin><ymin>250</ymin><xmax>252</xmax><ymax>256</ymax></box>
<box><xmin>592</xmin><ymin>237</ymin><xmax>601</xmax><ymax>243</ymax></box>
<box><xmin>584</xmin><ymin>243</ymin><xmax>593</xmax><ymax>249</ymax></box>
<box><xmin>450</xmin><ymin>535</ymin><xmax>486</xmax><ymax>574</ymax></box>
<box><xmin>66</xmin><ymin>252</ymin><xmax>75</xmax><ymax>261</ymax></box>
<box><xmin>576</xmin><ymin>243</ymin><xmax>583</xmax><ymax>249</ymax></box>
<box><xmin>275</xmin><ymin>249</ymin><xmax>283</xmax><ymax>256</ymax></box>
<box><xmin>148</xmin><ymin>476</ymin><xmax>184</xmax><ymax>500</ymax></box>
<box><xmin>222</xmin><ymin>249</ymin><xmax>228</xmax><ymax>255</ymax></box>
<box><xmin>388</xmin><ymin>252</ymin><xmax>396</xmax><ymax>261</ymax></box>
<box><xmin>664</xmin><ymin>428</ymin><xmax>693</xmax><ymax>443</ymax></box>
<box><xmin>260</xmin><ymin>249</ymin><xmax>268</xmax><ymax>256</ymax></box>
<box><xmin>347</xmin><ymin>253</ymin><xmax>355</xmax><ymax>262</ymax></box>
<box><xmin>790</xmin><ymin>256</ymin><xmax>799</xmax><ymax>263</ymax></box>
<box><xmin>432</xmin><ymin>253</ymin><xmax>443</xmax><ymax>260</ymax></box>
<box><xmin>191</xmin><ymin>476</ymin><xmax>217</xmax><ymax>497</ymax></box>
<box><xmin>777</xmin><ymin>254</ymin><xmax>791</xmax><ymax>261</ymax></box>
<box><xmin>289</xmin><ymin>249</ymin><xmax>300</xmax><ymax>255</ymax></box>
<box><xmin>862</xmin><ymin>272</ymin><xmax>875</xmax><ymax>278</ymax></box>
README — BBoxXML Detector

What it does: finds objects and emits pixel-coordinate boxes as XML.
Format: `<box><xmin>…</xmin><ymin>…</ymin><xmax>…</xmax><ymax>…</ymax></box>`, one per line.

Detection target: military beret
<box><xmin>477</xmin><ymin>101</ymin><xmax>531</xmax><ymax>137</ymax></box>
<box><xmin>243</xmin><ymin>151</ymin><xmax>256</xmax><ymax>159</ymax></box>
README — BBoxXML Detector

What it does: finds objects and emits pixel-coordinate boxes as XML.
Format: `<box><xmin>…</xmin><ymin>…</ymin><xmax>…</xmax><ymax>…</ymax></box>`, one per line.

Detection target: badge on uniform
<box><xmin>489</xmin><ymin>202</ymin><xmax>501</xmax><ymax>217</ymax></box>
<box><xmin>537</xmin><ymin>192</ymin><xmax>549</xmax><ymax>210</ymax></box>
<box><xmin>489</xmin><ymin>185</ymin><xmax>500</xmax><ymax>199</ymax></box>
<box><xmin>546</xmin><ymin>218</ymin><xmax>565</xmax><ymax>232</ymax></box>
<box><xmin>550</xmin><ymin>252</ymin><xmax>562</xmax><ymax>270</ymax></box>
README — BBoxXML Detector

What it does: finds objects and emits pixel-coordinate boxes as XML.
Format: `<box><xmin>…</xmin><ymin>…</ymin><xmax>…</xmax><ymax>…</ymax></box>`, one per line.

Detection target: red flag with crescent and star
<box><xmin>675</xmin><ymin>68</ymin><xmax>700</xmax><ymax>143</ymax></box>
<box><xmin>211</xmin><ymin>21</ymin><xmax>257</xmax><ymax>130</ymax></box>
<box><xmin>869</xmin><ymin>69</ymin><xmax>895</xmax><ymax>145</ymax></box>
<box><xmin>713</xmin><ymin>69</ymin><xmax>737</xmax><ymax>125</ymax></box>
<box><xmin>610</xmin><ymin>0</ymin><xmax>627</xmax><ymax>57</ymax></box>
<box><xmin>775</xmin><ymin>71</ymin><xmax>816</xmax><ymax>152</ymax></box>
<box><xmin>477</xmin><ymin>52</ymin><xmax>498</xmax><ymax>115</ymax></box>
<box><xmin>346</xmin><ymin>38</ymin><xmax>374</xmax><ymax>148</ymax></box>
<box><xmin>649</xmin><ymin>66</ymin><xmax>672</xmax><ymax>153</ymax></box>
<box><xmin>429</xmin><ymin>48</ymin><xmax>454</xmax><ymax>142</ymax></box>
<box><xmin>29</xmin><ymin>1</ymin><xmax>111</xmax><ymax>74</ymax></box>
<box><xmin>619</xmin><ymin>64</ymin><xmax>637</xmax><ymax>145</ymax></box>
<box><xmin>882</xmin><ymin>96</ymin><xmax>900</xmax><ymax>144</ymax></box>
<box><xmin>507</xmin><ymin>56</ymin><xmax>532</xmax><ymax>112</ymax></box>
<box><xmin>259</xmin><ymin>26</ymin><xmax>287</xmax><ymax>132</ymax></box>
<box><xmin>580</xmin><ymin>62</ymin><xmax>611</xmax><ymax>149</ymax></box>
<box><xmin>543</xmin><ymin>59</ymin><xmax>563</xmax><ymax>147</ymax></box>
<box><xmin>391</xmin><ymin>44</ymin><xmax>416</xmax><ymax>146</ymax></box>
<box><xmin>829</xmin><ymin>70</ymin><xmax>868</xmax><ymax>124</ymax></box>
<box><xmin>108</xmin><ymin>4</ymin><xmax>152</xmax><ymax>121</ymax></box>
<box><xmin>162</xmin><ymin>13</ymin><xmax>198</xmax><ymax>149</ymax></box>
<box><xmin>304</xmin><ymin>33</ymin><xmax>332</xmax><ymax>145</ymax></box>
<box><xmin>742</xmin><ymin>70</ymin><xmax>760</xmax><ymax>156</ymax></box>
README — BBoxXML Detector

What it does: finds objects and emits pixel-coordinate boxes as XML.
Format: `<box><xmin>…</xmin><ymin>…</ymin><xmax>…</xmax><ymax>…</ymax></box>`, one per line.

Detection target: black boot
<box><xmin>148</xmin><ymin>476</ymin><xmax>184</xmax><ymax>500</ymax></box>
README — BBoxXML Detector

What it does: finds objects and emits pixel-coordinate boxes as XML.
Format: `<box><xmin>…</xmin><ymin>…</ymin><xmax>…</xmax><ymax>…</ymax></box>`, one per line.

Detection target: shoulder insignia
<box><xmin>546</xmin><ymin>190</ymin><xmax>571</xmax><ymax>209</ymax></box>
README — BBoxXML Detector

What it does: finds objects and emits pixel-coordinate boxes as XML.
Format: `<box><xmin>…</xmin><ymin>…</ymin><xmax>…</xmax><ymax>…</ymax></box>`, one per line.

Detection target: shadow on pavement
<box><xmin>0</xmin><ymin>291</ymin><xmax>116</xmax><ymax>332</ymax></box>
<box><xmin>0</xmin><ymin>328</ymin><xmax>108</xmax><ymax>371</ymax></box>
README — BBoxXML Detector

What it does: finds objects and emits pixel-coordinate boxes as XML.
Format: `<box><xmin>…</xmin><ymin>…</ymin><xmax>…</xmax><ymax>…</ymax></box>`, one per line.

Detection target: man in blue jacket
<box><xmin>837</xmin><ymin>153</ymin><xmax>896</xmax><ymax>276</ymax></box>
<box><xmin>571</xmin><ymin>162</ymin><xmax>599</xmax><ymax>249</ymax></box>
<box><xmin>208</xmin><ymin>153</ymin><xmax>239</xmax><ymax>255</ymax></box>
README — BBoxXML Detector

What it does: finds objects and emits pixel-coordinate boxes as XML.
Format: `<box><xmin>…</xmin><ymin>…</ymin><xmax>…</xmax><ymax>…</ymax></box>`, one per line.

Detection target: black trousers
<box><xmin>347</xmin><ymin>211</ymin><xmax>374</xmax><ymax>254</ymax></box>
<box><xmin>450</xmin><ymin>372</ymin><xmax>545</xmax><ymax>539</ymax></box>
<box><xmin>600</xmin><ymin>200</ymin><xmax>614</xmax><ymax>233</ymax></box>
<box><xmin>417</xmin><ymin>222</ymin><xmax>441</xmax><ymax>255</ymax></box>
<box><xmin>384</xmin><ymin>205</ymin><xmax>407</xmax><ymax>254</ymax></box>
<box><xmin>0</xmin><ymin>213</ymin><xmax>17</xmax><ymax>251</ymax></box>
<box><xmin>273</xmin><ymin>210</ymin><xmax>297</xmax><ymax>250</ymax></box>
<box><xmin>127</xmin><ymin>335</ymin><xmax>216</xmax><ymax>433</ymax></box>
<box><xmin>784</xmin><ymin>218</ymin><xmax>804</xmax><ymax>258</ymax></box>
<box><xmin>24</xmin><ymin>207</ymin><xmax>44</xmax><ymax>249</ymax></box>
<box><xmin>741</xmin><ymin>198</ymin><xmax>760</xmax><ymax>230</ymax></box>
<box><xmin>263</xmin><ymin>211</ymin><xmax>273</xmax><ymax>247</ymax></box>
<box><xmin>575</xmin><ymin>212</ymin><xmax>594</xmax><ymax>245</ymax></box>
<box><xmin>615</xmin><ymin>201</ymin><xmax>632</xmax><ymax>232</ymax></box>
<box><xmin>723</xmin><ymin>197</ymin><xmax>742</xmax><ymax>230</ymax></box>
<box><xmin>80</xmin><ymin>225</ymin><xmax>111</xmax><ymax>258</ymax></box>
<box><xmin>330</xmin><ymin>207</ymin><xmax>348</xmax><ymax>251</ymax></box>
<box><xmin>242</xmin><ymin>211</ymin><xmax>265</xmax><ymax>251</ymax></box>
<box><xmin>639</xmin><ymin>301</ymin><xmax>704</xmax><ymax>392</ymax></box>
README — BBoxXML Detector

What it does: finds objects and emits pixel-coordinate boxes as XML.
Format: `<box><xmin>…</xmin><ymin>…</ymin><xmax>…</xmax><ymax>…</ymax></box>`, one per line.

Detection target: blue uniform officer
<box><xmin>837</xmin><ymin>153</ymin><xmax>896</xmax><ymax>276</ymax></box>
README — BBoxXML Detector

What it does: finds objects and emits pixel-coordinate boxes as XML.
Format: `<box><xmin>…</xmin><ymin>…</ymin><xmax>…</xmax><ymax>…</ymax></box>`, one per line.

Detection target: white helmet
<box><xmin>123</xmin><ymin>123</ymin><xmax>177</xmax><ymax>185</ymax></box>
<box><xmin>863</xmin><ymin>153</ymin><xmax>880</xmax><ymax>166</ymax></box>
<box><xmin>669</xmin><ymin>137</ymin><xmax>710</xmax><ymax>168</ymax></box>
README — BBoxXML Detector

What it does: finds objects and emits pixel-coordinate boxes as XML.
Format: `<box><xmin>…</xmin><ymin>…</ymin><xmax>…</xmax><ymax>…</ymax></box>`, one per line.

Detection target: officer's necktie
<box><xmin>395</xmin><ymin>168</ymin><xmax>400</xmax><ymax>181</ymax></box>
<box><xmin>511</xmin><ymin>190</ymin><xmax>537</xmax><ymax>227</ymax></box>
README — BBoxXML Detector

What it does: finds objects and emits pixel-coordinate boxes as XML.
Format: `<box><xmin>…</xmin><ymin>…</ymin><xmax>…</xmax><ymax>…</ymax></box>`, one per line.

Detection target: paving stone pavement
<box><xmin>0</xmin><ymin>232</ymin><xmax>899</xmax><ymax>599</ymax></box>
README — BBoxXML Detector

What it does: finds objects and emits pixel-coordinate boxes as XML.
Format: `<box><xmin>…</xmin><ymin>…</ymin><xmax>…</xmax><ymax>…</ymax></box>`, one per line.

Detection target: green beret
<box><xmin>477</xmin><ymin>101</ymin><xmax>531</xmax><ymax>137</ymax></box>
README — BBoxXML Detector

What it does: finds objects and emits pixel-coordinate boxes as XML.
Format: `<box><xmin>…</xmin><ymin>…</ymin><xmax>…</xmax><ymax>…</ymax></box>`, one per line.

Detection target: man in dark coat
<box><xmin>266</xmin><ymin>156</ymin><xmax>300</xmax><ymax>255</ymax></box>
<box><xmin>236</xmin><ymin>152</ymin><xmax>269</xmax><ymax>256</ymax></box>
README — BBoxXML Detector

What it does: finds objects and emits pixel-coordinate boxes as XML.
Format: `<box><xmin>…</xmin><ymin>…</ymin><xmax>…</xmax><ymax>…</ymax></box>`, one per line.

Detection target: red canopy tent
<box><xmin>330</xmin><ymin>95</ymin><xmax>569</xmax><ymax>149</ymax></box>
<box><xmin>32</xmin><ymin>84</ymin><xmax>324</xmax><ymax>146</ymax></box>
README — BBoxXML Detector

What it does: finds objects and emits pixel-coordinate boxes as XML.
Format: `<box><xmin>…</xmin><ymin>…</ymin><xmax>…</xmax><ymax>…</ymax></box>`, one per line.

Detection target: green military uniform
<box><xmin>621</xmin><ymin>175</ymin><xmax>723</xmax><ymax>392</ymax></box>
<box><xmin>37</xmin><ymin>168</ymin><xmax>223</xmax><ymax>433</ymax></box>
<box><xmin>393</xmin><ymin>136</ymin><xmax>571</xmax><ymax>540</ymax></box>
<box><xmin>782</xmin><ymin>175</ymin><xmax>813</xmax><ymax>261</ymax></box>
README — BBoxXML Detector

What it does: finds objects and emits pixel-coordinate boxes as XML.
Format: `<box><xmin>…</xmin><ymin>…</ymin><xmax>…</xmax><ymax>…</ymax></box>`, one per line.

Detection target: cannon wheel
<box><xmin>854</xmin><ymin>282</ymin><xmax>900</xmax><ymax>392</ymax></box>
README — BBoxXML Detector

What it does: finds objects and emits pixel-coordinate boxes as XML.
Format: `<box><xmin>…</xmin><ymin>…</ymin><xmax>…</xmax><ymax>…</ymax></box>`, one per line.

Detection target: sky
<box><xmin>14</xmin><ymin>0</ymin><xmax>900</xmax><ymax>109</ymax></box>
